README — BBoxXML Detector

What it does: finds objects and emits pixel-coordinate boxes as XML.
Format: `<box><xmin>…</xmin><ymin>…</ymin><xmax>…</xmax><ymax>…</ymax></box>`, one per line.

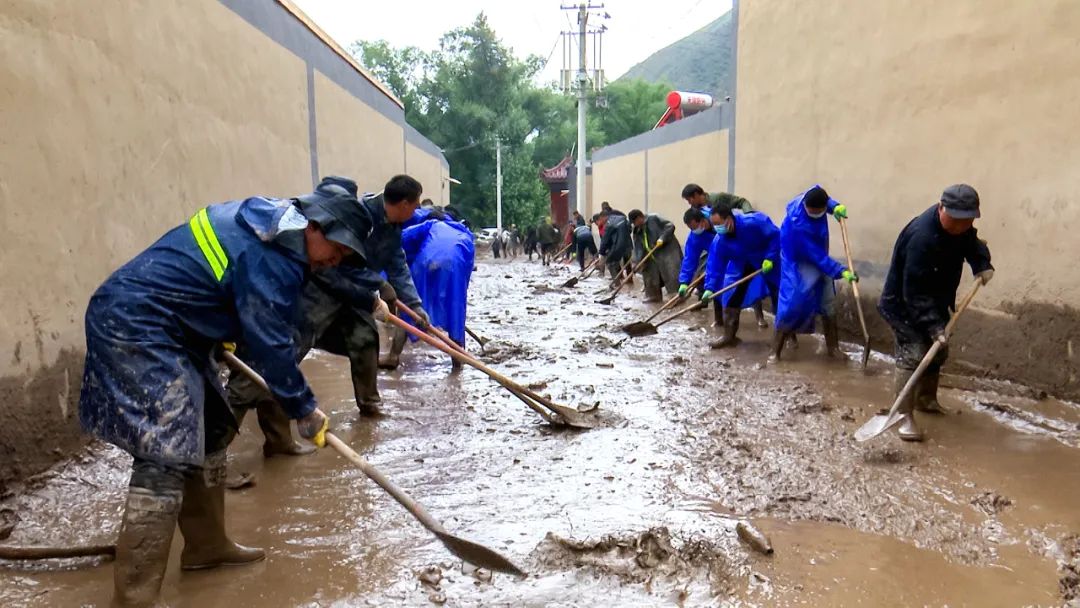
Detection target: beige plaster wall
<box><xmin>406</xmin><ymin>141</ymin><xmax>446</xmax><ymax>205</ymax></box>
<box><xmin>590</xmin><ymin>152</ymin><xmax>646</xmax><ymax>221</ymax></box>
<box><xmin>647</xmin><ymin>131</ymin><xmax>728</xmax><ymax>243</ymax></box>
<box><xmin>314</xmin><ymin>71</ymin><xmax>404</xmax><ymax>189</ymax></box>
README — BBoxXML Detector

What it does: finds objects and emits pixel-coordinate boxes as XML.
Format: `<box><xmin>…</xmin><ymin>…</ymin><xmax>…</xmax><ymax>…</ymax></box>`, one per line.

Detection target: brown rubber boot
<box><xmin>710</xmin><ymin>308</ymin><xmax>742</xmax><ymax>349</ymax></box>
<box><xmin>915</xmin><ymin>370</ymin><xmax>946</xmax><ymax>414</ymax></box>
<box><xmin>754</xmin><ymin>301</ymin><xmax>769</xmax><ymax>328</ymax></box>
<box><xmin>822</xmin><ymin>315</ymin><xmax>843</xmax><ymax>359</ymax></box>
<box><xmin>256</xmin><ymin>401</ymin><xmax>314</xmax><ymax>457</ymax></box>
<box><xmin>114</xmin><ymin>487</ymin><xmax>181</xmax><ymax>607</ymax></box>
<box><xmin>378</xmin><ymin>324</ymin><xmax>406</xmax><ymax>370</ymax></box>
<box><xmin>179</xmin><ymin>469</ymin><xmax>265</xmax><ymax>571</ymax></box>
<box><xmin>894</xmin><ymin>368</ymin><xmax>924</xmax><ymax>442</ymax></box>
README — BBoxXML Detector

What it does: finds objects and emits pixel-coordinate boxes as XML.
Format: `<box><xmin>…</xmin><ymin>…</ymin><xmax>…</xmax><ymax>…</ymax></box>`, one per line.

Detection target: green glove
<box><xmin>761</xmin><ymin>259</ymin><xmax>774</xmax><ymax>274</ymax></box>
<box><xmin>833</xmin><ymin>204</ymin><xmax>848</xmax><ymax>220</ymax></box>
<box><xmin>701</xmin><ymin>290</ymin><xmax>715</xmax><ymax>302</ymax></box>
<box><xmin>841</xmin><ymin>269</ymin><xmax>858</xmax><ymax>283</ymax></box>
<box><xmin>678</xmin><ymin>284</ymin><xmax>689</xmax><ymax>297</ymax></box>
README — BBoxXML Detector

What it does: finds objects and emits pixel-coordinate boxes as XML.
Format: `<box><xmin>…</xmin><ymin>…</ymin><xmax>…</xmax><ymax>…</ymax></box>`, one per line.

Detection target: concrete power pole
<box><xmin>561</xmin><ymin>3</ymin><xmax>606</xmax><ymax>219</ymax></box>
<box><xmin>495</xmin><ymin>137</ymin><xmax>502</xmax><ymax>232</ymax></box>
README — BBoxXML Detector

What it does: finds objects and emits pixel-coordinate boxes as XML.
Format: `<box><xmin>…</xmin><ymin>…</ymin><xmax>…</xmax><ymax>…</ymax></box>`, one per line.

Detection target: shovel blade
<box><xmin>595</xmin><ymin>295</ymin><xmax>617</xmax><ymax>305</ymax></box>
<box><xmin>860</xmin><ymin>341</ymin><xmax>871</xmax><ymax>369</ymax></box>
<box><xmin>547</xmin><ymin>403</ymin><xmax>601</xmax><ymax>429</ymax></box>
<box><xmin>854</xmin><ymin>411</ymin><xmax>905</xmax><ymax>442</ymax></box>
<box><xmin>562</xmin><ymin>277</ymin><xmax>580</xmax><ymax>288</ymax></box>
<box><xmin>621</xmin><ymin>321</ymin><xmax>658</xmax><ymax>337</ymax></box>
<box><xmin>434</xmin><ymin>530</ymin><xmax>527</xmax><ymax>577</ymax></box>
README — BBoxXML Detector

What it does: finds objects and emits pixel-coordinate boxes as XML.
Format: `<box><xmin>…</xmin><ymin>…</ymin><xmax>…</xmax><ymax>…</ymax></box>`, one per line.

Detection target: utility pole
<box><xmin>495</xmin><ymin>137</ymin><xmax>502</xmax><ymax>232</ymax></box>
<box><xmin>560</xmin><ymin>3</ymin><xmax>607</xmax><ymax>218</ymax></box>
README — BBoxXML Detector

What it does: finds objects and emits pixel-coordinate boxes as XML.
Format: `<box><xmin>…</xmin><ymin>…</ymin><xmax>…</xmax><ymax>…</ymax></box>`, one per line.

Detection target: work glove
<box><xmin>373</xmin><ymin>296</ymin><xmax>390</xmax><ymax>322</ymax></box>
<box><xmin>678</xmin><ymin>284</ymin><xmax>690</xmax><ymax>297</ymax></box>
<box><xmin>841</xmin><ymin>269</ymin><xmax>858</xmax><ymax>283</ymax></box>
<box><xmin>297</xmin><ymin>408</ymin><xmax>329</xmax><ymax>448</ymax></box>
<box><xmin>412</xmin><ymin>306</ymin><xmax>431</xmax><ymax>330</ymax></box>
<box><xmin>977</xmin><ymin>269</ymin><xmax>994</xmax><ymax>285</ymax></box>
<box><xmin>761</xmin><ymin>259</ymin><xmax>774</xmax><ymax>274</ymax></box>
<box><xmin>655</xmin><ymin>239</ymin><xmax>664</xmax><ymax>248</ymax></box>
<box><xmin>833</xmin><ymin>204</ymin><xmax>848</xmax><ymax>220</ymax></box>
<box><xmin>701</xmin><ymin>290</ymin><xmax>715</xmax><ymax>302</ymax></box>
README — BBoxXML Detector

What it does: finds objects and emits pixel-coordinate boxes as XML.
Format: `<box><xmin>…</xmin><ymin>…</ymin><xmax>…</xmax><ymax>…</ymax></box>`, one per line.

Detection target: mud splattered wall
<box><xmin>0</xmin><ymin>0</ymin><xmax>447</xmax><ymax>486</ymax></box>
<box><xmin>734</xmin><ymin>0</ymin><xmax>1080</xmax><ymax>396</ymax></box>
<box><xmin>590</xmin><ymin>105</ymin><xmax>731</xmax><ymax>243</ymax></box>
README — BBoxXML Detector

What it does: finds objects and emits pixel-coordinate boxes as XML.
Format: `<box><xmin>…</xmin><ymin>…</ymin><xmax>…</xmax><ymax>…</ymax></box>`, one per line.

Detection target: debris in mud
<box><xmin>417</xmin><ymin>565</ymin><xmax>442</xmax><ymax>588</ymax></box>
<box><xmin>480</xmin><ymin>340</ymin><xmax>536</xmax><ymax>364</ymax></box>
<box><xmin>596</xmin><ymin>362</ymin><xmax>614</xmax><ymax>368</ymax></box>
<box><xmin>0</xmin><ymin>508</ymin><xmax>17</xmax><ymax>541</ymax></box>
<box><xmin>735</xmin><ymin>522</ymin><xmax>774</xmax><ymax>555</ymax></box>
<box><xmin>970</xmin><ymin>491</ymin><xmax>1013</xmax><ymax>516</ymax></box>
<box><xmin>1061</xmin><ymin>534</ymin><xmax>1080</xmax><ymax>602</ymax></box>
<box><xmin>527</xmin><ymin>381</ymin><xmax>549</xmax><ymax>391</ymax></box>
<box><xmin>225</xmin><ymin>472</ymin><xmax>256</xmax><ymax>490</ymax></box>
<box><xmin>532</xmin><ymin>527</ymin><xmax>733</xmax><ymax>595</ymax></box>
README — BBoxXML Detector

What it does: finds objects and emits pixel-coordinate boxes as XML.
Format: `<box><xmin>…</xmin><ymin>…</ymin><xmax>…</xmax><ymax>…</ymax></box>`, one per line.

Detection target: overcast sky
<box><xmin>292</xmin><ymin>0</ymin><xmax>733</xmax><ymax>84</ymax></box>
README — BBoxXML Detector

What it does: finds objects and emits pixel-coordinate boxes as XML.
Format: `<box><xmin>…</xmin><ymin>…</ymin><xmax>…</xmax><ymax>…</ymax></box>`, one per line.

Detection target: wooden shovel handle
<box><xmin>608</xmin><ymin>246</ymin><xmax>660</xmax><ymax>296</ymax></box>
<box><xmin>395</xmin><ymin>301</ymin><xmax>468</xmax><ymax>356</ymax></box>
<box><xmin>837</xmin><ymin>218</ymin><xmax>870</xmax><ymax>341</ymax></box>
<box><xmin>654</xmin><ymin>269</ymin><xmax>764</xmax><ymax>329</ymax></box>
<box><xmin>641</xmin><ymin>273</ymin><xmax>705</xmax><ymax>325</ymax></box>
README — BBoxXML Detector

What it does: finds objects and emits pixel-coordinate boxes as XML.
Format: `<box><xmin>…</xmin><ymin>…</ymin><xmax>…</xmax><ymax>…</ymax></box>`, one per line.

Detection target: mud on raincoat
<box><xmin>775</xmin><ymin>187</ymin><xmax>847</xmax><ymax>333</ymax></box>
<box><xmin>400</xmin><ymin>216</ymin><xmax>475</xmax><ymax>345</ymax></box>
<box><xmin>703</xmin><ymin>212</ymin><xmax>781</xmax><ymax>307</ymax></box>
<box><xmin>79</xmin><ymin>197</ymin><xmax>358</xmax><ymax>466</ymax></box>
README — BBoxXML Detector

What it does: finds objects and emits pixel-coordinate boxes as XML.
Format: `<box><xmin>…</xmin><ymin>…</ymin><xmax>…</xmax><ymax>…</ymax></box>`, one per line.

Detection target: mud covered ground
<box><xmin>2</xmin><ymin>257</ymin><xmax>1080</xmax><ymax>607</ymax></box>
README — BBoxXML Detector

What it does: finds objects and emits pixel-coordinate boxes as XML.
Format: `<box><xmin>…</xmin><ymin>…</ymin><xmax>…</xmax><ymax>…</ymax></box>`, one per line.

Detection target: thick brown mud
<box><xmin>2</xmin><ymin>258</ymin><xmax>1080</xmax><ymax>606</ymax></box>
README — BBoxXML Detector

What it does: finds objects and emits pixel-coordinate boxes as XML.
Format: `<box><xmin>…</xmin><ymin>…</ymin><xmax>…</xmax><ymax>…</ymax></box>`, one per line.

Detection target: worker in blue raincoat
<box><xmin>229</xmin><ymin>176</ymin><xmax>428</xmax><ymax>428</ymax></box>
<box><xmin>677</xmin><ymin>207</ymin><xmax>714</xmax><ymax>300</ymax></box>
<box><xmin>381</xmin><ymin>211</ymin><xmax>476</xmax><ymax>368</ymax></box>
<box><xmin>773</xmin><ymin>185</ymin><xmax>858</xmax><ymax>360</ymax></box>
<box><xmin>701</xmin><ymin>205</ymin><xmax>781</xmax><ymax>349</ymax></box>
<box><xmin>79</xmin><ymin>183</ymin><xmax>376</xmax><ymax>606</ymax></box>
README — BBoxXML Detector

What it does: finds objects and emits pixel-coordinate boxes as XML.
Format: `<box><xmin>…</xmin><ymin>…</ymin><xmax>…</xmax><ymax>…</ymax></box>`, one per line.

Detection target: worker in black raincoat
<box><xmin>878</xmin><ymin>184</ymin><xmax>993</xmax><ymax>441</ymax></box>
<box><xmin>595</xmin><ymin>211</ymin><xmax>632</xmax><ymax>283</ymax></box>
<box><xmin>79</xmin><ymin>182</ymin><xmax>377</xmax><ymax>605</ymax></box>
<box><xmin>628</xmin><ymin>209</ymin><xmax>683</xmax><ymax>302</ymax></box>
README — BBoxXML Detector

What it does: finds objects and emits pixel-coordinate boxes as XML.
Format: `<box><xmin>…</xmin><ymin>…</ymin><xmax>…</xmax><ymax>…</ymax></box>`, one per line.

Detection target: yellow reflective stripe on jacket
<box><xmin>188</xmin><ymin>208</ymin><xmax>229</xmax><ymax>281</ymax></box>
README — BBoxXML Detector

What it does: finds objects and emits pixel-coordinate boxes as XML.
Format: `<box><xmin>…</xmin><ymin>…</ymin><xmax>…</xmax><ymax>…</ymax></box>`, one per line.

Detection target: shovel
<box><xmin>596</xmin><ymin>246</ymin><xmax>661</xmax><ymax>305</ymax></box>
<box><xmin>465</xmin><ymin>326</ymin><xmax>489</xmax><ymax>351</ymax></box>
<box><xmin>394</xmin><ymin>301</ymin><xmax>469</xmax><ymax>357</ymax></box>
<box><xmin>562</xmin><ymin>256</ymin><xmax>602</xmax><ymax>288</ymax></box>
<box><xmin>621</xmin><ymin>273</ymin><xmax>706</xmax><ymax>337</ymax></box>
<box><xmin>649</xmin><ymin>269</ymin><xmax>765</xmax><ymax>332</ymax></box>
<box><xmin>838</xmin><ymin>218</ymin><xmax>871</xmax><ymax>367</ymax></box>
<box><xmin>221</xmin><ymin>351</ymin><xmax>525</xmax><ymax>576</ymax></box>
<box><xmin>384</xmin><ymin>313</ymin><xmax>599</xmax><ymax>429</ymax></box>
<box><xmin>854</xmin><ymin>280</ymin><xmax>984</xmax><ymax>442</ymax></box>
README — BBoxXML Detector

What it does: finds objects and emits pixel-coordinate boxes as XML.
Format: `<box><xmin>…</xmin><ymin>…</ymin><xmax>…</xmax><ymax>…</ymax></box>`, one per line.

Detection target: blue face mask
<box><xmin>692</xmin><ymin>227</ymin><xmax>706</xmax><ymax>235</ymax></box>
<box><xmin>805</xmin><ymin>205</ymin><xmax>827</xmax><ymax>219</ymax></box>
<box><xmin>714</xmin><ymin>224</ymin><xmax>729</xmax><ymax>235</ymax></box>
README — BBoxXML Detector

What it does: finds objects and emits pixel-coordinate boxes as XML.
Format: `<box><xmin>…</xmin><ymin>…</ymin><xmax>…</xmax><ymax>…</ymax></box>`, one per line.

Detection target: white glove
<box><xmin>373</xmin><ymin>297</ymin><xmax>390</xmax><ymax>322</ymax></box>
<box><xmin>977</xmin><ymin>269</ymin><xmax>994</xmax><ymax>285</ymax></box>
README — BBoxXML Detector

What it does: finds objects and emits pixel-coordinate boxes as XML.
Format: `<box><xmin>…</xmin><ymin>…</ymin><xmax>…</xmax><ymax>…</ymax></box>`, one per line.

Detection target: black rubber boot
<box><xmin>179</xmin><ymin>459</ymin><xmax>265</xmax><ymax>570</ymax></box>
<box><xmin>353</xmin><ymin>345</ymin><xmax>384</xmax><ymax>417</ymax></box>
<box><xmin>753</xmin><ymin>301</ymin><xmax>768</xmax><ymax>328</ymax></box>
<box><xmin>916</xmin><ymin>370</ymin><xmax>946</xmax><ymax>414</ymax></box>
<box><xmin>710</xmin><ymin>308</ymin><xmax>742</xmax><ymax>349</ymax></box>
<box><xmin>114</xmin><ymin>487</ymin><xmax>181</xmax><ymax>606</ymax></box>
<box><xmin>256</xmin><ymin>401</ymin><xmax>314</xmax><ymax>457</ymax></box>
<box><xmin>822</xmin><ymin>315</ymin><xmax>842</xmax><ymax>358</ymax></box>
<box><xmin>378</xmin><ymin>323</ymin><xmax>407</xmax><ymax>370</ymax></box>
<box><xmin>894</xmin><ymin>368</ymin><xmax>924</xmax><ymax>441</ymax></box>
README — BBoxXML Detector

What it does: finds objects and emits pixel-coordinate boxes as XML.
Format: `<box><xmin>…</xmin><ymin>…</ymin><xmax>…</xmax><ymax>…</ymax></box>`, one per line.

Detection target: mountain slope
<box><xmin>617</xmin><ymin>11</ymin><xmax>734</xmax><ymax>97</ymax></box>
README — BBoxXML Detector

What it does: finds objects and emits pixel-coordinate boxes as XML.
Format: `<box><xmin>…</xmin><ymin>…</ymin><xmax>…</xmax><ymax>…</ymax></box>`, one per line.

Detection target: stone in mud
<box><xmin>417</xmin><ymin>565</ymin><xmax>443</xmax><ymax>587</ymax></box>
<box><xmin>0</xmin><ymin>508</ymin><xmax>18</xmax><ymax>540</ymax></box>
<box><xmin>970</xmin><ymin>491</ymin><xmax>1013</xmax><ymax>516</ymax></box>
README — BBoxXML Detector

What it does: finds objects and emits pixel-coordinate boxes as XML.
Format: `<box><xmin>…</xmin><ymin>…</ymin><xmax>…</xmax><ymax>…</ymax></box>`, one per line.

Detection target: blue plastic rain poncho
<box><xmin>703</xmin><ymin>212</ymin><xmax>781</xmax><ymax>307</ymax></box>
<box><xmin>775</xmin><ymin>187</ymin><xmax>847</xmax><ymax>333</ymax></box>
<box><xmin>678</xmin><ymin>224</ymin><xmax>714</xmax><ymax>284</ymax></box>
<box><xmin>79</xmin><ymin>198</ymin><xmax>350</xmax><ymax>466</ymax></box>
<box><xmin>401</xmin><ymin>217</ymin><xmax>475</xmax><ymax>345</ymax></box>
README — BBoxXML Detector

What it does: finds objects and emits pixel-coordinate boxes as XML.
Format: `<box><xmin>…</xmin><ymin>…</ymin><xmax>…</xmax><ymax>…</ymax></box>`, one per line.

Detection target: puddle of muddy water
<box><xmin>2</xmin><ymin>258</ymin><xmax>1080</xmax><ymax>607</ymax></box>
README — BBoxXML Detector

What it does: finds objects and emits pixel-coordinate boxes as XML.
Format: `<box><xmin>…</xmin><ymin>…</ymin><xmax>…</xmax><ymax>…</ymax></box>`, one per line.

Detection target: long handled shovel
<box><xmin>384</xmin><ymin>313</ymin><xmax>599</xmax><ymax>429</ymax></box>
<box><xmin>621</xmin><ymin>273</ymin><xmax>706</xmax><ymax>337</ymax></box>
<box><xmin>854</xmin><ymin>280</ymin><xmax>984</xmax><ymax>442</ymax></box>
<box><xmin>220</xmin><ymin>351</ymin><xmax>525</xmax><ymax>576</ymax></box>
<box><xmin>838</xmin><ymin>218</ymin><xmax>871</xmax><ymax>367</ymax></box>
<box><xmin>552</xmin><ymin>241</ymin><xmax>574</xmax><ymax>261</ymax></box>
<box><xmin>596</xmin><ymin>247</ymin><xmax>661</xmax><ymax>305</ymax></box>
<box><xmin>465</xmin><ymin>326</ymin><xmax>489</xmax><ymax>351</ymax></box>
<box><xmin>394</xmin><ymin>301</ymin><xmax>469</xmax><ymax>357</ymax></box>
<box><xmin>650</xmin><ymin>270</ymin><xmax>765</xmax><ymax>332</ymax></box>
<box><xmin>562</xmin><ymin>256</ymin><xmax>602</xmax><ymax>288</ymax></box>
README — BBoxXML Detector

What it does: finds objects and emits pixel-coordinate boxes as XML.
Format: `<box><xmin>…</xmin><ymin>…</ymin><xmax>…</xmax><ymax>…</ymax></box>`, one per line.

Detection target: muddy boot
<box><xmin>353</xmin><ymin>346</ymin><xmax>384</xmax><ymax>417</ymax></box>
<box><xmin>712</xmin><ymin>301</ymin><xmax>723</xmax><ymax>327</ymax></box>
<box><xmin>113</xmin><ymin>487</ymin><xmax>181</xmax><ymax>607</ymax></box>
<box><xmin>256</xmin><ymin>401</ymin><xmax>314</xmax><ymax>457</ymax></box>
<box><xmin>179</xmin><ymin>465</ymin><xmax>265</xmax><ymax>571</ymax></box>
<box><xmin>915</xmin><ymin>370</ymin><xmax>946</xmax><ymax>414</ymax></box>
<box><xmin>753</xmin><ymin>302</ymin><xmax>768</xmax><ymax>328</ymax></box>
<box><xmin>821</xmin><ymin>315</ymin><xmax>843</xmax><ymax>359</ymax></box>
<box><xmin>378</xmin><ymin>324</ymin><xmax>407</xmax><ymax>370</ymax></box>
<box><xmin>769</xmin><ymin>330</ymin><xmax>786</xmax><ymax>362</ymax></box>
<box><xmin>710</xmin><ymin>308</ymin><xmax>742</xmax><ymax>349</ymax></box>
<box><xmin>643</xmin><ymin>285</ymin><xmax>663</xmax><ymax>303</ymax></box>
<box><xmin>894</xmin><ymin>368</ymin><xmax>924</xmax><ymax>442</ymax></box>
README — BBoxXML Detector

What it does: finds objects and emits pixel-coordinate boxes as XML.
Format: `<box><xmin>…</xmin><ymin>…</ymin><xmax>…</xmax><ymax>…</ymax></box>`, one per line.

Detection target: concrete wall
<box><xmin>734</xmin><ymin>0</ymin><xmax>1080</xmax><ymax>395</ymax></box>
<box><xmin>591</xmin><ymin>105</ymin><xmax>731</xmax><ymax>243</ymax></box>
<box><xmin>0</xmin><ymin>0</ymin><xmax>447</xmax><ymax>487</ymax></box>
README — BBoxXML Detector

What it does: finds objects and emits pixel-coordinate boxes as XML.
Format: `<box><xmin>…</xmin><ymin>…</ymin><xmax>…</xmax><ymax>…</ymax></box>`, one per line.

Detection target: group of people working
<box><xmin>78</xmin><ymin>175</ymin><xmax>475</xmax><ymax>606</ymax></box>
<box><xmin>591</xmin><ymin>181</ymin><xmax>993</xmax><ymax>442</ymax></box>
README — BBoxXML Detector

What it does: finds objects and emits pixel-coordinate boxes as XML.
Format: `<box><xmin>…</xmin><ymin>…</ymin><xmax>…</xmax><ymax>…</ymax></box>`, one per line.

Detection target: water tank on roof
<box><xmin>665</xmin><ymin>91</ymin><xmax>714</xmax><ymax>114</ymax></box>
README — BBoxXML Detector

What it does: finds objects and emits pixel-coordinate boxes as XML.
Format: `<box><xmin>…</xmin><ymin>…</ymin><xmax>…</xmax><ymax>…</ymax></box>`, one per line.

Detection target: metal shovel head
<box><xmin>562</xmin><ymin>277</ymin><xmax>580</xmax><ymax>288</ymax></box>
<box><xmin>860</xmin><ymin>340</ymin><xmax>871</xmax><ymax>369</ymax></box>
<box><xmin>621</xmin><ymin>321</ymin><xmax>658</xmax><ymax>337</ymax></box>
<box><xmin>595</xmin><ymin>293</ymin><xmax>618</xmax><ymax>305</ymax></box>
<box><xmin>547</xmin><ymin>402</ymin><xmax>601</xmax><ymax>429</ymax></box>
<box><xmin>434</xmin><ymin>530</ymin><xmax>527</xmax><ymax>577</ymax></box>
<box><xmin>854</xmin><ymin>410</ymin><xmax>905</xmax><ymax>442</ymax></box>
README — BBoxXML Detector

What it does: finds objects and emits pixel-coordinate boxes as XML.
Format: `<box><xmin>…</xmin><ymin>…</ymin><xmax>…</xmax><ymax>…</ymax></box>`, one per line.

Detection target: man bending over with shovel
<box><xmin>877</xmin><ymin>184</ymin><xmax>993</xmax><ymax>441</ymax></box>
<box><xmin>595</xmin><ymin>211</ymin><xmax>632</xmax><ymax>283</ymax></box>
<box><xmin>628</xmin><ymin>209</ymin><xmax>683</xmax><ymax>303</ymax></box>
<box><xmin>79</xmin><ymin>183</ymin><xmax>376</xmax><ymax>605</ymax></box>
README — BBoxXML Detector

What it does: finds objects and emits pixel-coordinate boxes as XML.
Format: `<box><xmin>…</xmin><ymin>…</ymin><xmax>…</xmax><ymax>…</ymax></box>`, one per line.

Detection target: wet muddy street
<box><xmin>3</xmin><ymin>258</ymin><xmax>1080</xmax><ymax>607</ymax></box>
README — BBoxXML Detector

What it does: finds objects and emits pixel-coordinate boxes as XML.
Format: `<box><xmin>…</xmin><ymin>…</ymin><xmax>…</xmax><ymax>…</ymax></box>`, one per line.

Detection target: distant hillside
<box><xmin>618</xmin><ymin>11</ymin><xmax>734</xmax><ymax>97</ymax></box>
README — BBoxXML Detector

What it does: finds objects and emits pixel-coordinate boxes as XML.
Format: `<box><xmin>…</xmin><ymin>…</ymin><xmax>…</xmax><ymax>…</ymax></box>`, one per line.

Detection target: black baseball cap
<box><xmin>940</xmin><ymin>184</ymin><xmax>981</xmax><ymax>219</ymax></box>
